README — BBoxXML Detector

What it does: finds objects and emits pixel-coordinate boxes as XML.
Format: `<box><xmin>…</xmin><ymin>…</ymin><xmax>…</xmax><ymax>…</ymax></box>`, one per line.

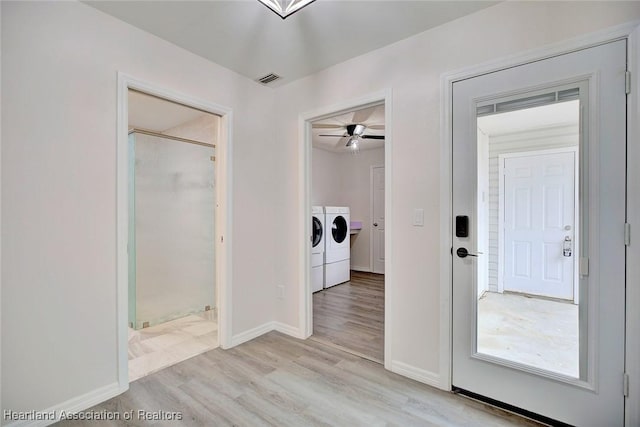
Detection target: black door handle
<box><xmin>456</xmin><ymin>247</ymin><xmax>479</xmax><ymax>258</ymax></box>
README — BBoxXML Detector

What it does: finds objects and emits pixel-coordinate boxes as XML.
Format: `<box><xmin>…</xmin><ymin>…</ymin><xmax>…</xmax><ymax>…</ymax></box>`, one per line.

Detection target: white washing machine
<box><xmin>311</xmin><ymin>206</ymin><xmax>325</xmax><ymax>292</ymax></box>
<box><xmin>324</xmin><ymin>206</ymin><xmax>350</xmax><ymax>288</ymax></box>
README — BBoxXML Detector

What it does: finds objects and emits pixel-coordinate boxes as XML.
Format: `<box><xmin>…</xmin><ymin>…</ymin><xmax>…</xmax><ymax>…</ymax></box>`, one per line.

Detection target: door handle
<box><xmin>456</xmin><ymin>247</ymin><xmax>482</xmax><ymax>258</ymax></box>
<box><xmin>563</xmin><ymin>236</ymin><xmax>572</xmax><ymax>257</ymax></box>
<box><xmin>373</xmin><ymin>223</ymin><xmax>378</xmax><ymax>227</ymax></box>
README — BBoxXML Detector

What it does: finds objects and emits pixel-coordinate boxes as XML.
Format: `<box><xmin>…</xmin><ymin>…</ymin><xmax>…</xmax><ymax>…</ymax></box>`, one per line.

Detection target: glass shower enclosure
<box><xmin>128</xmin><ymin>130</ymin><xmax>215</xmax><ymax>329</ymax></box>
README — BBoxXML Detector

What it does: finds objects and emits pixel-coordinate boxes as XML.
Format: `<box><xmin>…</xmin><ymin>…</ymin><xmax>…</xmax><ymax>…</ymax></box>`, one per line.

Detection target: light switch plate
<box><xmin>413</xmin><ymin>208</ymin><xmax>424</xmax><ymax>226</ymax></box>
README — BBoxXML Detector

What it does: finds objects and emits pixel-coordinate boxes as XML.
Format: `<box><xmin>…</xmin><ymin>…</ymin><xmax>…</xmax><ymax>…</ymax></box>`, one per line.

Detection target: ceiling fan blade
<box><xmin>361</xmin><ymin>135</ymin><xmax>385</xmax><ymax>140</ymax></box>
<box><xmin>319</xmin><ymin>134</ymin><xmax>347</xmax><ymax>137</ymax></box>
<box><xmin>368</xmin><ymin>125</ymin><xmax>385</xmax><ymax>130</ymax></box>
<box><xmin>312</xmin><ymin>124</ymin><xmax>345</xmax><ymax>129</ymax></box>
<box><xmin>352</xmin><ymin>106</ymin><xmax>376</xmax><ymax>124</ymax></box>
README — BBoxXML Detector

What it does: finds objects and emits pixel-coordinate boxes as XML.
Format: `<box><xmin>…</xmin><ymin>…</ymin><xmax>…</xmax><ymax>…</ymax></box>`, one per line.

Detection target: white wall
<box><xmin>477</xmin><ymin>129</ymin><xmax>489</xmax><ymax>298</ymax></box>
<box><xmin>1</xmin><ymin>0</ymin><xmax>276</xmax><ymax>416</ymax></box>
<box><xmin>2</xmin><ymin>0</ymin><xmax>640</xmax><ymax>421</ymax></box>
<box><xmin>312</xmin><ymin>147</ymin><xmax>385</xmax><ymax>271</ymax></box>
<box><xmin>311</xmin><ymin>148</ymin><xmax>344</xmax><ymax>207</ymax></box>
<box><xmin>273</xmin><ymin>1</ymin><xmax>640</xmax><ymax>384</ymax></box>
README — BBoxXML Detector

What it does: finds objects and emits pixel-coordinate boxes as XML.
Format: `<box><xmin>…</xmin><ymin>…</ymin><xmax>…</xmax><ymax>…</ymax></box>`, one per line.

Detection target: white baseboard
<box><xmin>4</xmin><ymin>382</ymin><xmax>123</xmax><ymax>427</ymax></box>
<box><xmin>273</xmin><ymin>321</ymin><xmax>305</xmax><ymax>339</ymax></box>
<box><xmin>230</xmin><ymin>322</ymin><xmax>276</xmax><ymax>347</ymax></box>
<box><xmin>350</xmin><ymin>265</ymin><xmax>371</xmax><ymax>273</ymax></box>
<box><xmin>390</xmin><ymin>360</ymin><xmax>444</xmax><ymax>390</ymax></box>
<box><xmin>229</xmin><ymin>321</ymin><xmax>307</xmax><ymax>348</ymax></box>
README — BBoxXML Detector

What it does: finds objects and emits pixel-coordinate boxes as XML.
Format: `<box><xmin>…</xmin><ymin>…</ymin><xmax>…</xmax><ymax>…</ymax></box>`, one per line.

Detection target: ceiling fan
<box><xmin>317</xmin><ymin>124</ymin><xmax>385</xmax><ymax>150</ymax></box>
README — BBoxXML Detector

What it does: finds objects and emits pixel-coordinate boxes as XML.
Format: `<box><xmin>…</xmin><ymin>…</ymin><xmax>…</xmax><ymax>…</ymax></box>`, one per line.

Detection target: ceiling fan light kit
<box><xmin>258</xmin><ymin>0</ymin><xmax>316</xmax><ymax>19</ymax></box>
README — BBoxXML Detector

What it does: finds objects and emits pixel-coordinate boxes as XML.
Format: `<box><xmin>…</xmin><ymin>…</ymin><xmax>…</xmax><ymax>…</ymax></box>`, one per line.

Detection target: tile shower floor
<box><xmin>128</xmin><ymin>311</ymin><xmax>218</xmax><ymax>381</ymax></box>
<box><xmin>477</xmin><ymin>292</ymin><xmax>578</xmax><ymax>378</ymax></box>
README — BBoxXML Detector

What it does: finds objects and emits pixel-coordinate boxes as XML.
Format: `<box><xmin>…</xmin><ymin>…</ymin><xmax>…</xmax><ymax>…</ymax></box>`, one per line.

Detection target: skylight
<box><xmin>258</xmin><ymin>0</ymin><xmax>316</xmax><ymax>19</ymax></box>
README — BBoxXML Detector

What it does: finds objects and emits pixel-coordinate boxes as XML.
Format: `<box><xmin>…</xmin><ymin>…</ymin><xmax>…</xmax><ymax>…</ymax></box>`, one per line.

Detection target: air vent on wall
<box><xmin>256</xmin><ymin>73</ymin><xmax>281</xmax><ymax>85</ymax></box>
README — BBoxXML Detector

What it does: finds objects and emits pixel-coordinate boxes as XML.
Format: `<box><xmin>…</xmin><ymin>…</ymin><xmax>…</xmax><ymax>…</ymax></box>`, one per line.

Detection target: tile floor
<box><xmin>477</xmin><ymin>292</ymin><xmax>578</xmax><ymax>377</ymax></box>
<box><xmin>128</xmin><ymin>310</ymin><xmax>218</xmax><ymax>381</ymax></box>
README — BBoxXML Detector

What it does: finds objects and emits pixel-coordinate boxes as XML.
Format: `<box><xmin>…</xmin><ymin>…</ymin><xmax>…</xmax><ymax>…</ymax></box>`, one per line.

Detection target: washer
<box><xmin>311</xmin><ymin>206</ymin><xmax>325</xmax><ymax>292</ymax></box>
<box><xmin>324</xmin><ymin>206</ymin><xmax>350</xmax><ymax>288</ymax></box>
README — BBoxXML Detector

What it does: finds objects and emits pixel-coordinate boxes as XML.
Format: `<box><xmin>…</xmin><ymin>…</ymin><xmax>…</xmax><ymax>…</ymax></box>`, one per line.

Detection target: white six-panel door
<box><xmin>502</xmin><ymin>151</ymin><xmax>575</xmax><ymax>300</ymax></box>
<box><xmin>371</xmin><ymin>166</ymin><xmax>385</xmax><ymax>274</ymax></box>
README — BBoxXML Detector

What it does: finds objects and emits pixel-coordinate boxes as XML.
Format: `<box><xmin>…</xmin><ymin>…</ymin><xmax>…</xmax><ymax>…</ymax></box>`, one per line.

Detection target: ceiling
<box><xmin>85</xmin><ymin>0</ymin><xmax>498</xmax><ymax>87</ymax></box>
<box><xmin>312</xmin><ymin>104</ymin><xmax>384</xmax><ymax>153</ymax></box>
<box><xmin>477</xmin><ymin>100</ymin><xmax>579</xmax><ymax>136</ymax></box>
<box><xmin>128</xmin><ymin>90</ymin><xmax>213</xmax><ymax>132</ymax></box>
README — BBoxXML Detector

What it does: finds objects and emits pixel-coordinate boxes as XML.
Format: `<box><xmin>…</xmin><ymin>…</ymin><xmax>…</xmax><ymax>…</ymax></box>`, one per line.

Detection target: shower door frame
<box><xmin>116</xmin><ymin>73</ymin><xmax>234</xmax><ymax>391</ymax></box>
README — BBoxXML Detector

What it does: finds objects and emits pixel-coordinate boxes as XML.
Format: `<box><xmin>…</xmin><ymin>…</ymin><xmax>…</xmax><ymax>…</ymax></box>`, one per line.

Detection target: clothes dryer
<box><xmin>324</xmin><ymin>206</ymin><xmax>350</xmax><ymax>288</ymax></box>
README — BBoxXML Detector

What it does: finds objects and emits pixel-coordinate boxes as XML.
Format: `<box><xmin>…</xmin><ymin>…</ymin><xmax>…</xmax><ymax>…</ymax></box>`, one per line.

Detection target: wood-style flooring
<box><xmin>56</xmin><ymin>331</ymin><xmax>541</xmax><ymax>427</ymax></box>
<box><xmin>312</xmin><ymin>271</ymin><xmax>384</xmax><ymax>363</ymax></box>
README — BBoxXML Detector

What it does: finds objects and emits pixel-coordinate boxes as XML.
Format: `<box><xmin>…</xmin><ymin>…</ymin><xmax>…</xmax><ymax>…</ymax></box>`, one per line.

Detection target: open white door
<box><xmin>452</xmin><ymin>40</ymin><xmax>626</xmax><ymax>426</ymax></box>
<box><xmin>371</xmin><ymin>166</ymin><xmax>385</xmax><ymax>274</ymax></box>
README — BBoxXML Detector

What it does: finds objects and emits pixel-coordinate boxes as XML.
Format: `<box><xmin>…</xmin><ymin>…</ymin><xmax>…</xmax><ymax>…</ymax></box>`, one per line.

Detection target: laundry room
<box><xmin>309</xmin><ymin>104</ymin><xmax>386</xmax><ymax>363</ymax></box>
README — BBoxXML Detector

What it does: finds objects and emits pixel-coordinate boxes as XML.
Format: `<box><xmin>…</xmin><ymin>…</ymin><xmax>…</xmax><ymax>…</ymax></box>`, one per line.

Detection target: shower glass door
<box><xmin>128</xmin><ymin>131</ymin><xmax>215</xmax><ymax>329</ymax></box>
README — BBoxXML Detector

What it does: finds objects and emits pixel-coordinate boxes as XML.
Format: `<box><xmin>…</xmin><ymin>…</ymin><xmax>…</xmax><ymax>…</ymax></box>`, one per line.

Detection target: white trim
<box><xmin>298</xmin><ymin>89</ymin><xmax>393</xmax><ymax>370</ymax></box>
<box><xmin>390</xmin><ymin>361</ymin><xmax>442</xmax><ymax>389</ymax></box>
<box><xmin>4</xmin><ymin>382</ymin><xmax>121</xmax><ymax>427</ymax></box>
<box><xmin>440</xmin><ymin>21</ymin><xmax>640</xmax><ymax>396</ymax></box>
<box><xmin>273</xmin><ymin>321</ymin><xmax>305</xmax><ymax>339</ymax></box>
<box><xmin>625</xmin><ymin>26</ymin><xmax>640</xmax><ymax>427</ymax></box>
<box><xmin>350</xmin><ymin>265</ymin><xmax>372</xmax><ymax>273</ymax></box>
<box><xmin>369</xmin><ymin>164</ymin><xmax>385</xmax><ymax>275</ymax></box>
<box><xmin>230</xmin><ymin>322</ymin><xmax>276</xmax><ymax>347</ymax></box>
<box><xmin>497</xmin><ymin>147</ymin><xmax>579</xmax><ymax>299</ymax></box>
<box><xmin>116</xmin><ymin>73</ymin><xmax>234</xmax><ymax>394</ymax></box>
<box><xmin>230</xmin><ymin>321</ymin><xmax>305</xmax><ymax>347</ymax></box>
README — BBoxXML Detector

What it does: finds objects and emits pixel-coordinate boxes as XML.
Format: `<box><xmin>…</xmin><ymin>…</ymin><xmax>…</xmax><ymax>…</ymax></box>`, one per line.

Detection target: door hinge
<box><xmin>624</xmin><ymin>373</ymin><xmax>630</xmax><ymax>397</ymax></box>
<box><xmin>220</xmin><ymin>236</ymin><xmax>224</xmax><ymax>243</ymax></box>
<box><xmin>579</xmin><ymin>257</ymin><xmax>590</xmax><ymax>277</ymax></box>
<box><xmin>626</xmin><ymin>71</ymin><xmax>631</xmax><ymax>95</ymax></box>
<box><xmin>625</xmin><ymin>223</ymin><xmax>631</xmax><ymax>246</ymax></box>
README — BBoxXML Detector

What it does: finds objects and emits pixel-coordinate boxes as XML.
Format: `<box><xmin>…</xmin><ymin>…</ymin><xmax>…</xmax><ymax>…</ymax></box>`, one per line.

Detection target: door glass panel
<box><xmin>474</xmin><ymin>93</ymin><xmax>582</xmax><ymax>378</ymax></box>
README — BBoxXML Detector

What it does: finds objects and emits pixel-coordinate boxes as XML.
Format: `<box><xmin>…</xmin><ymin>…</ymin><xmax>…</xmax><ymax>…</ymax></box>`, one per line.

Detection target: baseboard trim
<box><xmin>273</xmin><ymin>321</ymin><xmax>305</xmax><ymax>339</ymax></box>
<box><xmin>390</xmin><ymin>360</ymin><xmax>444</xmax><ymax>390</ymax></box>
<box><xmin>350</xmin><ymin>265</ymin><xmax>371</xmax><ymax>273</ymax></box>
<box><xmin>4</xmin><ymin>382</ymin><xmax>123</xmax><ymax>427</ymax></box>
<box><xmin>230</xmin><ymin>322</ymin><xmax>276</xmax><ymax>347</ymax></box>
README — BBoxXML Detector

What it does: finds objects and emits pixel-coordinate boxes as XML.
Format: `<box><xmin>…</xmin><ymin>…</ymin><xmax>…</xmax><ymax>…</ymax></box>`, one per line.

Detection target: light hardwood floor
<box><xmin>57</xmin><ymin>331</ymin><xmax>541</xmax><ymax>426</ymax></box>
<box><xmin>312</xmin><ymin>271</ymin><xmax>384</xmax><ymax>363</ymax></box>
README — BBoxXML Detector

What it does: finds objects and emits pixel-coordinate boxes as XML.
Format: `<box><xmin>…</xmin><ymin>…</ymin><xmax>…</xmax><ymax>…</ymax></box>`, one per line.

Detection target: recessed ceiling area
<box><xmin>312</xmin><ymin>104</ymin><xmax>384</xmax><ymax>153</ymax></box>
<box><xmin>84</xmin><ymin>1</ymin><xmax>498</xmax><ymax>86</ymax></box>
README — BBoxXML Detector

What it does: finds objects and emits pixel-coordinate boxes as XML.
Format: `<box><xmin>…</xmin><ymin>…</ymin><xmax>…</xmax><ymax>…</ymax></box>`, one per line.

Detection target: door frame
<box><xmin>497</xmin><ymin>147</ymin><xmax>579</xmax><ymax>303</ymax></box>
<box><xmin>116</xmin><ymin>73</ymin><xmax>234</xmax><ymax>392</ymax></box>
<box><xmin>298</xmin><ymin>89</ymin><xmax>393</xmax><ymax>369</ymax></box>
<box><xmin>370</xmin><ymin>164</ymin><xmax>385</xmax><ymax>274</ymax></box>
<box><xmin>439</xmin><ymin>21</ymin><xmax>640</xmax><ymax>425</ymax></box>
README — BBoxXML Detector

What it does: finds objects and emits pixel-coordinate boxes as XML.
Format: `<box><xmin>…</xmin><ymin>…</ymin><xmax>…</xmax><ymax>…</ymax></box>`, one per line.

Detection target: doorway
<box><xmin>116</xmin><ymin>74</ymin><xmax>233</xmax><ymax>388</ymax></box>
<box><xmin>309</xmin><ymin>104</ymin><xmax>386</xmax><ymax>363</ymax></box>
<box><xmin>451</xmin><ymin>40</ymin><xmax>626</xmax><ymax>425</ymax></box>
<box><xmin>126</xmin><ymin>89</ymin><xmax>220</xmax><ymax>381</ymax></box>
<box><xmin>299</xmin><ymin>91</ymin><xmax>392</xmax><ymax>368</ymax></box>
